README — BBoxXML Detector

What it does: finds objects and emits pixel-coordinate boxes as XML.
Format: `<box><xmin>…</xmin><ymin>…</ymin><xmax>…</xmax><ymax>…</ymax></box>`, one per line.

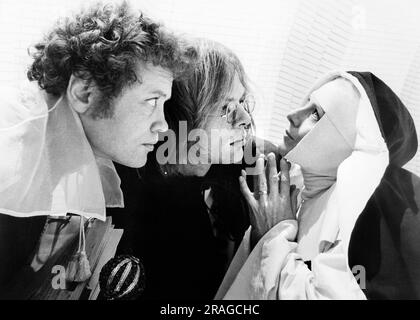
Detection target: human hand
<box><xmin>239</xmin><ymin>153</ymin><xmax>299</xmax><ymax>246</ymax></box>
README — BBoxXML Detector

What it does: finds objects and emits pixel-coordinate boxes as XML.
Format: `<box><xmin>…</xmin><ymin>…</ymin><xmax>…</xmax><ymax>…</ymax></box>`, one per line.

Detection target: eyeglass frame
<box><xmin>221</xmin><ymin>94</ymin><xmax>256</xmax><ymax>124</ymax></box>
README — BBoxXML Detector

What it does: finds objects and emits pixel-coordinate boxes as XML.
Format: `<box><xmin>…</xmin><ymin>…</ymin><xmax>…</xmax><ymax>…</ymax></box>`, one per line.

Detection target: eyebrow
<box><xmin>224</xmin><ymin>91</ymin><xmax>247</xmax><ymax>104</ymax></box>
<box><xmin>149</xmin><ymin>90</ymin><xmax>170</xmax><ymax>99</ymax></box>
<box><xmin>309</xmin><ymin>94</ymin><xmax>324</xmax><ymax>113</ymax></box>
<box><xmin>309</xmin><ymin>92</ymin><xmax>318</xmax><ymax>103</ymax></box>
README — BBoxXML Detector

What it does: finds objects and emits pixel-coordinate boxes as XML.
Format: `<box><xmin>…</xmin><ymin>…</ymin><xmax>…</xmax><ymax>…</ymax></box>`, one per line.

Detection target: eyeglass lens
<box><xmin>225</xmin><ymin>97</ymin><xmax>255</xmax><ymax>123</ymax></box>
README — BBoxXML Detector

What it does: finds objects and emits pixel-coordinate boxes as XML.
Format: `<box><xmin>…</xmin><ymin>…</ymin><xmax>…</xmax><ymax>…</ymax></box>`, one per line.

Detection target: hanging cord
<box><xmin>77</xmin><ymin>215</ymin><xmax>86</xmax><ymax>255</ymax></box>
<box><xmin>66</xmin><ymin>215</ymin><xmax>92</xmax><ymax>282</ymax></box>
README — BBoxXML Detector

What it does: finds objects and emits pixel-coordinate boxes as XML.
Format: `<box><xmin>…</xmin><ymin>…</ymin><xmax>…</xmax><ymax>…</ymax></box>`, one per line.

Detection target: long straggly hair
<box><xmin>160</xmin><ymin>38</ymin><xmax>254</xmax><ymax>175</ymax></box>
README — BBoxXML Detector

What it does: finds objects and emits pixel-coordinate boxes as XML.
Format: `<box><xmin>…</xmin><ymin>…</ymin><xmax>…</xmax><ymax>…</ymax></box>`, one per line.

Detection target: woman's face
<box><xmin>279</xmin><ymin>93</ymin><xmax>325</xmax><ymax>156</ymax></box>
<box><xmin>201</xmin><ymin>73</ymin><xmax>252</xmax><ymax>164</ymax></box>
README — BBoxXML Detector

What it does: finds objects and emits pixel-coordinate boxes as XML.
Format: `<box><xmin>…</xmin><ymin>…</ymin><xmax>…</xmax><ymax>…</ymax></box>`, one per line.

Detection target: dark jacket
<box><xmin>108</xmin><ymin>159</ymin><xmax>251</xmax><ymax>300</ymax></box>
<box><xmin>0</xmin><ymin>215</ymin><xmax>46</xmax><ymax>291</ymax></box>
<box><xmin>348</xmin><ymin>72</ymin><xmax>420</xmax><ymax>299</ymax></box>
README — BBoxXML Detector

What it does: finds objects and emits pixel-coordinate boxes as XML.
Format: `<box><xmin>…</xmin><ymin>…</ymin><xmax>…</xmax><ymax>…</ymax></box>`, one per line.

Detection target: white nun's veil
<box><xmin>215</xmin><ymin>71</ymin><xmax>390</xmax><ymax>300</ymax></box>
<box><xmin>285</xmin><ymin>70</ymin><xmax>389</xmax><ymax>258</ymax></box>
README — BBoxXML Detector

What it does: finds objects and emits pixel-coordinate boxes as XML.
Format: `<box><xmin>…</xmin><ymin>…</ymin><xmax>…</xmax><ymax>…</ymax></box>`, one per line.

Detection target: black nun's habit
<box><xmin>348</xmin><ymin>71</ymin><xmax>420</xmax><ymax>300</ymax></box>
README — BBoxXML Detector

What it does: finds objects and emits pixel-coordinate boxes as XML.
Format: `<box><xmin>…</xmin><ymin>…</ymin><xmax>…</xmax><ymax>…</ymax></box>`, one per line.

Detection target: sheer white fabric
<box><xmin>0</xmin><ymin>82</ymin><xmax>123</xmax><ymax>221</ymax></box>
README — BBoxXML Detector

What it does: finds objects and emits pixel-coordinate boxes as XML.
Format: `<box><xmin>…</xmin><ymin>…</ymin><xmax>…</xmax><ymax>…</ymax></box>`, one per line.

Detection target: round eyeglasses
<box><xmin>221</xmin><ymin>95</ymin><xmax>256</xmax><ymax>124</ymax></box>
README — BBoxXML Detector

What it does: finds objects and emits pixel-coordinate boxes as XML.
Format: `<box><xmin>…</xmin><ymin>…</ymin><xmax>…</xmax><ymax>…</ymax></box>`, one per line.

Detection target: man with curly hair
<box><xmin>0</xmin><ymin>1</ymin><xmax>194</xmax><ymax>298</ymax></box>
<box><xmin>28</xmin><ymin>1</ymin><xmax>192</xmax><ymax>168</ymax></box>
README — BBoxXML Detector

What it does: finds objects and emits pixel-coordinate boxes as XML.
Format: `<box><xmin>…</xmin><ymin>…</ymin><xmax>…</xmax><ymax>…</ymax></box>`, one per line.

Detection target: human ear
<box><xmin>66</xmin><ymin>74</ymin><xmax>95</xmax><ymax>114</ymax></box>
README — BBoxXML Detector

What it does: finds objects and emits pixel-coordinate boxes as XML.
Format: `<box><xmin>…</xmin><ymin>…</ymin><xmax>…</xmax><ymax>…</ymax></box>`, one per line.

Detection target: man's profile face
<box><xmin>79</xmin><ymin>62</ymin><xmax>173</xmax><ymax>168</ymax></box>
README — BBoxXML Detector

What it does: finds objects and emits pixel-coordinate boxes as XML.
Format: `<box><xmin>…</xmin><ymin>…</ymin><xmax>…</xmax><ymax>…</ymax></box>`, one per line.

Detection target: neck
<box><xmin>43</xmin><ymin>92</ymin><xmax>60</xmax><ymax>109</ymax></box>
<box><xmin>300</xmin><ymin>167</ymin><xmax>337</xmax><ymax>201</ymax></box>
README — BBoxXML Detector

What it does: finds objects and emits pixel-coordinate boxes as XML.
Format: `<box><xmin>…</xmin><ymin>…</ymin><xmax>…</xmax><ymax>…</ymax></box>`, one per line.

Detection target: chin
<box><xmin>114</xmin><ymin>153</ymin><xmax>148</xmax><ymax>168</ymax></box>
<box><xmin>225</xmin><ymin>147</ymin><xmax>243</xmax><ymax>164</ymax></box>
<box><xmin>134</xmin><ymin>158</ymin><xmax>147</xmax><ymax>168</ymax></box>
<box><xmin>278</xmin><ymin>140</ymin><xmax>291</xmax><ymax>156</ymax></box>
<box><xmin>233</xmin><ymin>150</ymin><xmax>244</xmax><ymax>163</ymax></box>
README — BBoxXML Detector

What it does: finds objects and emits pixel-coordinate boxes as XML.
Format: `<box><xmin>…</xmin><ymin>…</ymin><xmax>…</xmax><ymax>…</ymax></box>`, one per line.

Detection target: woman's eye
<box><xmin>220</xmin><ymin>104</ymin><xmax>228</xmax><ymax>116</ymax></box>
<box><xmin>146</xmin><ymin>97</ymin><xmax>159</xmax><ymax>108</ymax></box>
<box><xmin>311</xmin><ymin>109</ymin><xmax>320</xmax><ymax>121</ymax></box>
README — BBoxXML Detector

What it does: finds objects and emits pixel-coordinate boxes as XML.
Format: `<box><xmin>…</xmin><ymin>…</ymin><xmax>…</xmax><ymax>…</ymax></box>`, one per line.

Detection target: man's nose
<box><xmin>233</xmin><ymin>104</ymin><xmax>252</xmax><ymax>129</ymax></box>
<box><xmin>151</xmin><ymin>106</ymin><xmax>169</xmax><ymax>133</ymax></box>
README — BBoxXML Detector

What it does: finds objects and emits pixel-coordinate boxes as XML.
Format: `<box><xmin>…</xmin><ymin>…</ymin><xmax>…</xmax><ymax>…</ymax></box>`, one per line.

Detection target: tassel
<box><xmin>66</xmin><ymin>215</ymin><xmax>92</xmax><ymax>282</ymax></box>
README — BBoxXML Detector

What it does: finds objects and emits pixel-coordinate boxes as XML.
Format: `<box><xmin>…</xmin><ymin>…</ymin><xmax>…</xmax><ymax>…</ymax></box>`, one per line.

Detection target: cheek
<box><xmin>122</xmin><ymin>110</ymin><xmax>151</xmax><ymax>136</ymax></box>
<box><xmin>206</xmin><ymin>116</ymin><xmax>226</xmax><ymax>132</ymax></box>
<box><xmin>205</xmin><ymin>119</ymin><xmax>232</xmax><ymax>144</ymax></box>
<box><xmin>297</xmin><ymin>119</ymin><xmax>317</xmax><ymax>142</ymax></box>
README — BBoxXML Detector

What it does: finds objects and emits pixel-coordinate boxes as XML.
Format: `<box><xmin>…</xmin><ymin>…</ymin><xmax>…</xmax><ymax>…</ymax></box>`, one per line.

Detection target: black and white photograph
<box><xmin>0</xmin><ymin>0</ymin><xmax>419</xmax><ymax>307</ymax></box>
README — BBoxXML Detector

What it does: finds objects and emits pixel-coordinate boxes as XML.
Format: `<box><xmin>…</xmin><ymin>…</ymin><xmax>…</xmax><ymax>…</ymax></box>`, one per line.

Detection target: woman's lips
<box><xmin>285</xmin><ymin>130</ymin><xmax>295</xmax><ymax>141</ymax></box>
<box><xmin>230</xmin><ymin>138</ymin><xmax>245</xmax><ymax>146</ymax></box>
<box><xmin>143</xmin><ymin>144</ymin><xmax>155</xmax><ymax>151</ymax></box>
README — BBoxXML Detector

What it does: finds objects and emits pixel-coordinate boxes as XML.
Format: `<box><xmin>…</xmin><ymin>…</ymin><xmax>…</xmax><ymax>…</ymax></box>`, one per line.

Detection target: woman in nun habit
<box><xmin>215</xmin><ymin>71</ymin><xmax>420</xmax><ymax>300</ymax></box>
